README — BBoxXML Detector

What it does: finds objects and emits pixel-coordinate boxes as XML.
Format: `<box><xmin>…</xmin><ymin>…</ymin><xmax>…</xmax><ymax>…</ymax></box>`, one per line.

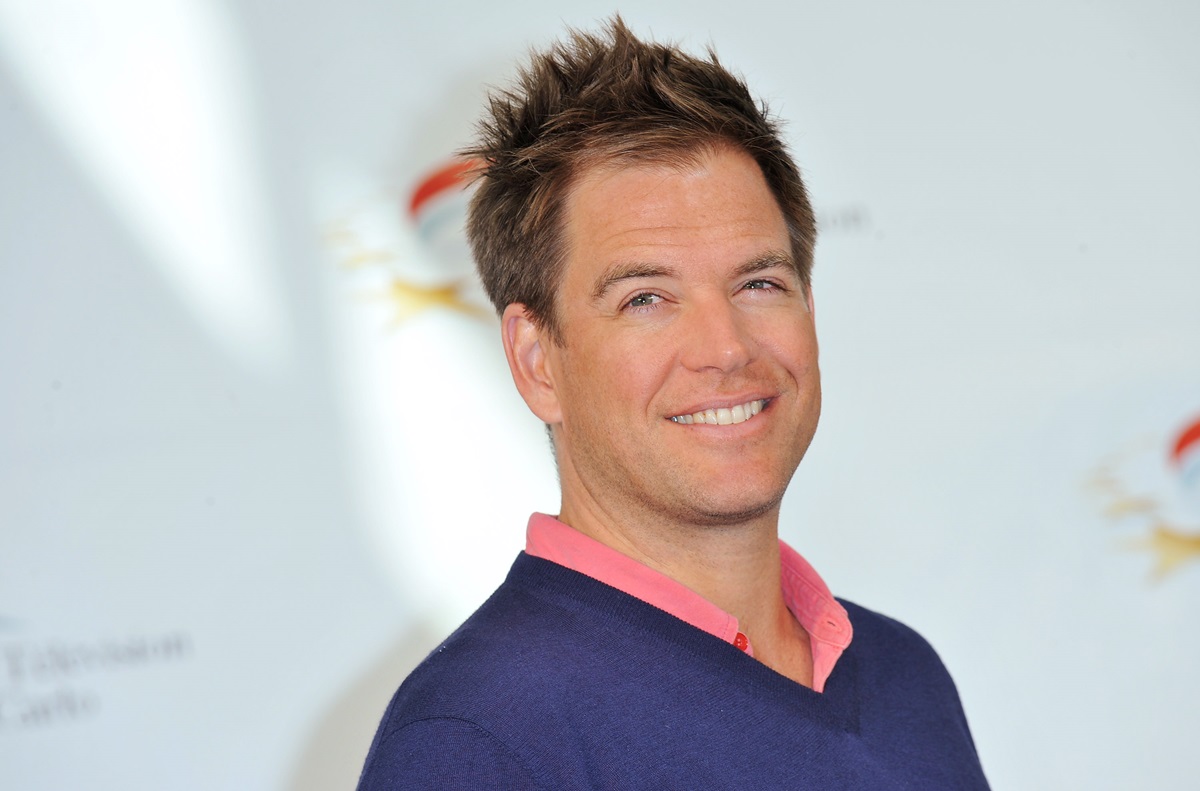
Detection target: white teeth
<box><xmin>670</xmin><ymin>399</ymin><xmax>765</xmax><ymax>425</ymax></box>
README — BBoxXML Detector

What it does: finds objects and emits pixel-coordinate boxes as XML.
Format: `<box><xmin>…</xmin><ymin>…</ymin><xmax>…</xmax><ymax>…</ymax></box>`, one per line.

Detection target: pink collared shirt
<box><xmin>525</xmin><ymin>513</ymin><xmax>853</xmax><ymax>693</ymax></box>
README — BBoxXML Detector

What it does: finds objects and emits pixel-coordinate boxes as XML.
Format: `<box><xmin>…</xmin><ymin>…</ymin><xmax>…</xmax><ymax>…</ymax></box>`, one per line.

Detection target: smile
<box><xmin>669</xmin><ymin>399</ymin><xmax>765</xmax><ymax>425</ymax></box>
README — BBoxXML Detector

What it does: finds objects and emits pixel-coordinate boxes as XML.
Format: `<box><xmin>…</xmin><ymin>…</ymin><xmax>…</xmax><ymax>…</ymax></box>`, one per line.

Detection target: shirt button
<box><xmin>734</xmin><ymin>632</ymin><xmax>749</xmax><ymax>651</ymax></box>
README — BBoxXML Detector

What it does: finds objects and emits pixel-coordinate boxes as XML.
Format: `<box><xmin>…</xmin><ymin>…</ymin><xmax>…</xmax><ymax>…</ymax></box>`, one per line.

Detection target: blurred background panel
<box><xmin>1</xmin><ymin>1</ymin><xmax>1197</xmax><ymax>789</ymax></box>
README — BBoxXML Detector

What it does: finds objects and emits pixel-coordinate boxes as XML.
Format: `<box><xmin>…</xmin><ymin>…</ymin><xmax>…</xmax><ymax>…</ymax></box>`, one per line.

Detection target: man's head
<box><xmin>463</xmin><ymin>16</ymin><xmax>816</xmax><ymax>344</ymax></box>
<box><xmin>466</xmin><ymin>20</ymin><xmax>823</xmax><ymax>530</ymax></box>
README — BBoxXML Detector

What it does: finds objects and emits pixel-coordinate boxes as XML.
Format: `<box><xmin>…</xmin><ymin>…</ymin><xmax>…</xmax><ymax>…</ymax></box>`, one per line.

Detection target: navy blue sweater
<box><xmin>358</xmin><ymin>553</ymin><xmax>989</xmax><ymax>789</ymax></box>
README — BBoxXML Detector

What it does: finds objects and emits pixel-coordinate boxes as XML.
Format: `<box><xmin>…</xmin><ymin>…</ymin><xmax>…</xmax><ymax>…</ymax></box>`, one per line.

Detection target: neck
<box><xmin>558</xmin><ymin>492</ymin><xmax>812</xmax><ymax>686</ymax></box>
<box><xmin>566</xmin><ymin>498</ymin><xmax>780</xmax><ymax>610</ymax></box>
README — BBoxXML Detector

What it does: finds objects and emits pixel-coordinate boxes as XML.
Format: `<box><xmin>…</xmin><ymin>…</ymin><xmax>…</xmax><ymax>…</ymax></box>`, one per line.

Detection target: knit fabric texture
<box><xmin>357</xmin><ymin>553</ymin><xmax>989</xmax><ymax>790</ymax></box>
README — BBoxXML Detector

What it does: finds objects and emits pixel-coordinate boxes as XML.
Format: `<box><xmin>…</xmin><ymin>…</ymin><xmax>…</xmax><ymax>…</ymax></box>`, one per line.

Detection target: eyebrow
<box><xmin>590</xmin><ymin>262</ymin><xmax>678</xmax><ymax>302</ymax></box>
<box><xmin>731</xmin><ymin>251</ymin><xmax>797</xmax><ymax>280</ymax></box>
<box><xmin>589</xmin><ymin>250</ymin><xmax>798</xmax><ymax>303</ymax></box>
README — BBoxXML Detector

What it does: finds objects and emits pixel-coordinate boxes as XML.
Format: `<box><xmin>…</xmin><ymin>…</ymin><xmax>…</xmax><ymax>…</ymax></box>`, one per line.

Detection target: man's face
<box><xmin>525</xmin><ymin>147</ymin><xmax>820</xmax><ymax>528</ymax></box>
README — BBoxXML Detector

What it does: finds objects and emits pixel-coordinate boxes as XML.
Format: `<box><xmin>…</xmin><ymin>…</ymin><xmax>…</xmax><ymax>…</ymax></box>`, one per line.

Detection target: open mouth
<box><xmin>669</xmin><ymin>399</ymin><xmax>766</xmax><ymax>426</ymax></box>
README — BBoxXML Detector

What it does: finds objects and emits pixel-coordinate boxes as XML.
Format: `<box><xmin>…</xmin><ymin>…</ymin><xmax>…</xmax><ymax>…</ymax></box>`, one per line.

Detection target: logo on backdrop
<box><xmin>0</xmin><ymin>628</ymin><xmax>192</xmax><ymax>731</ymax></box>
<box><xmin>1088</xmin><ymin>413</ymin><xmax>1200</xmax><ymax>579</ymax></box>
<box><xmin>326</xmin><ymin>158</ymin><xmax>490</xmax><ymax>325</ymax></box>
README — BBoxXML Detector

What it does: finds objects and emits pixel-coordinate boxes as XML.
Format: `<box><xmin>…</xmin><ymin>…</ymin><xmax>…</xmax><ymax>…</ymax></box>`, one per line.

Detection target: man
<box><xmin>358</xmin><ymin>18</ymin><xmax>989</xmax><ymax>789</ymax></box>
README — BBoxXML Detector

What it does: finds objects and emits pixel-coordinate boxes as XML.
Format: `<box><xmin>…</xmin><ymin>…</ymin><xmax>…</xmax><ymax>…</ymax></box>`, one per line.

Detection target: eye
<box><xmin>624</xmin><ymin>292</ymin><xmax>662</xmax><ymax>310</ymax></box>
<box><xmin>743</xmin><ymin>278</ymin><xmax>786</xmax><ymax>292</ymax></box>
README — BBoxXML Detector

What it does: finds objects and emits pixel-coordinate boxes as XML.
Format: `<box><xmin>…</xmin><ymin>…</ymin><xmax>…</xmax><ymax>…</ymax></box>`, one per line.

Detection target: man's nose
<box><xmin>678</xmin><ymin>294</ymin><xmax>754</xmax><ymax>373</ymax></box>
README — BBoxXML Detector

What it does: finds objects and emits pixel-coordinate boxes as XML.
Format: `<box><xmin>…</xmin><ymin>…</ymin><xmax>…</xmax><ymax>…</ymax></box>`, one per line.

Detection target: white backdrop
<box><xmin>2</xmin><ymin>1</ymin><xmax>1198</xmax><ymax>789</ymax></box>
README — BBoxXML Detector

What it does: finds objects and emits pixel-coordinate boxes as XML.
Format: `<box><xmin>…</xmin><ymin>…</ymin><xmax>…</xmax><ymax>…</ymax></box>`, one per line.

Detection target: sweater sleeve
<box><xmin>356</xmin><ymin>717</ymin><xmax>540</xmax><ymax>791</ymax></box>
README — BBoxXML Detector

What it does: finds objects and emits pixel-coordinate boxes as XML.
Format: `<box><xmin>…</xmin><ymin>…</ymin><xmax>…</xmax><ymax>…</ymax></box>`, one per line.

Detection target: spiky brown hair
<box><xmin>463</xmin><ymin>16</ymin><xmax>816</xmax><ymax>342</ymax></box>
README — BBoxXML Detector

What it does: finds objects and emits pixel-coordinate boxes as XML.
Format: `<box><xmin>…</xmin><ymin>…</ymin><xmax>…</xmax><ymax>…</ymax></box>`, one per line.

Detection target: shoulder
<box><xmin>378</xmin><ymin>577</ymin><xmax>572</xmax><ymax>726</ymax></box>
<box><xmin>836</xmin><ymin>598</ymin><xmax>964</xmax><ymax>693</ymax></box>
<box><xmin>358</xmin><ymin>553</ymin><xmax>699</xmax><ymax>788</ymax></box>
<box><xmin>356</xmin><ymin>579</ymin><xmax>563</xmax><ymax>790</ymax></box>
<box><xmin>835</xmin><ymin>599</ymin><xmax>986</xmax><ymax>781</ymax></box>
<box><xmin>357</xmin><ymin>716</ymin><xmax>539</xmax><ymax>791</ymax></box>
<box><xmin>839</xmin><ymin>598</ymin><xmax>942</xmax><ymax>656</ymax></box>
<box><xmin>362</xmin><ymin>558</ymin><xmax>631</xmax><ymax>767</ymax></box>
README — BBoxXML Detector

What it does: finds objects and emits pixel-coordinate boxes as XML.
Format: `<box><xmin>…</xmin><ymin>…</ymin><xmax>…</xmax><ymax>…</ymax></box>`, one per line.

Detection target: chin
<box><xmin>680</xmin><ymin>486</ymin><xmax>786</xmax><ymax>528</ymax></box>
<box><xmin>678</xmin><ymin>458</ymin><xmax>796</xmax><ymax>524</ymax></box>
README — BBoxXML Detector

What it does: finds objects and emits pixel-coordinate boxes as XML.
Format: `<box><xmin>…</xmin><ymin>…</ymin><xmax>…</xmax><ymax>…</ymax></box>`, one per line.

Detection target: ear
<box><xmin>804</xmin><ymin>285</ymin><xmax>816</xmax><ymax>317</ymax></box>
<box><xmin>501</xmin><ymin>303</ymin><xmax>563</xmax><ymax>424</ymax></box>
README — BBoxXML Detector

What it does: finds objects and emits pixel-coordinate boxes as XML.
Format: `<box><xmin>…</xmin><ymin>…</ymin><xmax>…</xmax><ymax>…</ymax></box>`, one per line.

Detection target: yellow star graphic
<box><xmin>371</xmin><ymin>277</ymin><xmax>489</xmax><ymax>324</ymax></box>
<box><xmin>1128</xmin><ymin>523</ymin><xmax>1200</xmax><ymax>580</ymax></box>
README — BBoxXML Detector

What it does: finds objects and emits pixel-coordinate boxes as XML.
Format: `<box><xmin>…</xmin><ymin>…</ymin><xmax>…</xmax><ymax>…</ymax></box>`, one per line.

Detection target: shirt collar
<box><xmin>524</xmin><ymin>512</ymin><xmax>852</xmax><ymax>692</ymax></box>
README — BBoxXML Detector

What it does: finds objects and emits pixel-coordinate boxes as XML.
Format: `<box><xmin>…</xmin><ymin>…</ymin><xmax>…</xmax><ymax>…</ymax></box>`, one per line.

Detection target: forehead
<box><xmin>558</xmin><ymin>148</ymin><xmax>791</xmax><ymax>291</ymax></box>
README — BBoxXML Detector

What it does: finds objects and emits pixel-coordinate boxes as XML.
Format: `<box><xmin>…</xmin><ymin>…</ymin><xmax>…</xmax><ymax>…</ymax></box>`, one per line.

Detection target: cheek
<box><xmin>560</xmin><ymin>335</ymin><xmax>673</xmax><ymax>418</ymax></box>
<box><xmin>759</xmin><ymin>314</ymin><xmax>819</xmax><ymax>370</ymax></box>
